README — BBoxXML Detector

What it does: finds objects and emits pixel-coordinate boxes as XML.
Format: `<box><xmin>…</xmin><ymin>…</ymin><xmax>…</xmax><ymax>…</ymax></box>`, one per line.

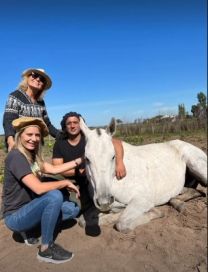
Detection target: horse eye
<box><xmin>85</xmin><ymin>157</ymin><xmax>90</xmax><ymax>164</ymax></box>
<box><xmin>112</xmin><ymin>155</ymin><xmax>115</xmax><ymax>160</ymax></box>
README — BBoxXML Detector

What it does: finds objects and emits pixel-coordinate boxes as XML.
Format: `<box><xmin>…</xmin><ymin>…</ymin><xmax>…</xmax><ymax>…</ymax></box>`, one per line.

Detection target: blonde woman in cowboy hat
<box><xmin>2</xmin><ymin>117</ymin><xmax>83</xmax><ymax>264</ymax></box>
<box><xmin>3</xmin><ymin>68</ymin><xmax>59</xmax><ymax>151</ymax></box>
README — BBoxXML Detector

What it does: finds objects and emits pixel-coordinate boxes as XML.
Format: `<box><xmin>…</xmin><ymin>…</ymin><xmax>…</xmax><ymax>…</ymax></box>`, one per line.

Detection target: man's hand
<box><xmin>112</xmin><ymin>138</ymin><xmax>126</xmax><ymax>180</ymax></box>
<box><xmin>115</xmin><ymin>160</ymin><xmax>126</xmax><ymax>180</ymax></box>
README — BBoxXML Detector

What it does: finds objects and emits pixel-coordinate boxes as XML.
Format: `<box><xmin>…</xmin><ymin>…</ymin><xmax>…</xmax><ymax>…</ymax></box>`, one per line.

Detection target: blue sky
<box><xmin>0</xmin><ymin>0</ymin><xmax>207</xmax><ymax>134</ymax></box>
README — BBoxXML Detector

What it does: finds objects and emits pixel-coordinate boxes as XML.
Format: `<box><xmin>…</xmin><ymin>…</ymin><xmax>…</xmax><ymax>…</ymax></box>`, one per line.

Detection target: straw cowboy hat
<box><xmin>12</xmin><ymin>117</ymin><xmax>49</xmax><ymax>137</ymax></box>
<box><xmin>22</xmin><ymin>68</ymin><xmax>52</xmax><ymax>90</ymax></box>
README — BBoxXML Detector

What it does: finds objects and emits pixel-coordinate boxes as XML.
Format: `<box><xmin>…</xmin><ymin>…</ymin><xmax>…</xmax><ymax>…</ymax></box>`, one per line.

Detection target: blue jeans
<box><xmin>61</xmin><ymin>198</ymin><xmax>80</xmax><ymax>221</ymax></box>
<box><xmin>4</xmin><ymin>190</ymin><xmax>80</xmax><ymax>245</ymax></box>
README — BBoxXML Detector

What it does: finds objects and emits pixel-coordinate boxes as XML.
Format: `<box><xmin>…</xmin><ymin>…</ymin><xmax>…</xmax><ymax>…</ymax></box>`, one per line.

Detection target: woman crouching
<box><xmin>2</xmin><ymin>117</ymin><xmax>82</xmax><ymax>264</ymax></box>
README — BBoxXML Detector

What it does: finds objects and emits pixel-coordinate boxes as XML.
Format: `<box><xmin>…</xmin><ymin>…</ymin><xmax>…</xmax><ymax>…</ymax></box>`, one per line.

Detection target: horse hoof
<box><xmin>114</xmin><ymin>223</ymin><xmax>131</xmax><ymax>234</ymax></box>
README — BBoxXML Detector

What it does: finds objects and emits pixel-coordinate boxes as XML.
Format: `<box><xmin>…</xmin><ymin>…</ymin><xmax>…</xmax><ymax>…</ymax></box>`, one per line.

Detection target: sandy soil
<box><xmin>0</xmin><ymin>183</ymin><xmax>207</xmax><ymax>272</ymax></box>
<box><xmin>0</xmin><ymin>137</ymin><xmax>207</xmax><ymax>272</ymax></box>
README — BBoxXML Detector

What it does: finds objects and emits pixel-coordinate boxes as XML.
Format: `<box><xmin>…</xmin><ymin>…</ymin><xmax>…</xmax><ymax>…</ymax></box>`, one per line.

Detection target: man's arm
<box><xmin>112</xmin><ymin>138</ymin><xmax>126</xmax><ymax>179</ymax></box>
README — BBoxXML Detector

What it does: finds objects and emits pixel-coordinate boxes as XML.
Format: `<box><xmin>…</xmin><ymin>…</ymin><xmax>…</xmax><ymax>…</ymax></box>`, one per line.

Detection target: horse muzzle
<box><xmin>94</xmin><ymin>195</ymin><xmax>114</xmax><ymax>212</ymax></box>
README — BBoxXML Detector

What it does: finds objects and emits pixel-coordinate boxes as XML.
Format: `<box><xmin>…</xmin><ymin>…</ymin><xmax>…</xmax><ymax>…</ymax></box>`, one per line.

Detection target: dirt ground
<box><xmin>0</xmin><ymin>138</ymin><xmax>207</xmax><ymax>272</ymax></box>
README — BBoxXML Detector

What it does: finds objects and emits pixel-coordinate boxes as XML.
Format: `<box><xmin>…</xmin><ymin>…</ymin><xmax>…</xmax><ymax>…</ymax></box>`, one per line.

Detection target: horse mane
<box><xmin>96</xmin><ymin>128</ymin><xmax>102</xmax><ymax>136</ymax></box>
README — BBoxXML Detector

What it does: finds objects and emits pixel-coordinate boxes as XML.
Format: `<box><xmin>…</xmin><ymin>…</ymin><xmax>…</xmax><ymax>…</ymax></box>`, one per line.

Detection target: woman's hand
<box><xmin>7</xmin><ymin>136</ymin><xmax>15</xmax><ymax>152</ymax></box>
<box><xmin>65</xmin><ymin>180</ymin><xmax>80</xmax><ymax>198</ymax></box>
<box><xmin>74</xmin><ymin>157</ymin><xmax>83</xmax><ymax>167</ymax></box>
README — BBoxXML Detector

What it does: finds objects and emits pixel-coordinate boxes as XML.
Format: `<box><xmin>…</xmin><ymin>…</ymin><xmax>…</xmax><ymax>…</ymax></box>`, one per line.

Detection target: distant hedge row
<box><xmin>115</xmin><ymin>117</ymin><xmax>207</xmax><ymax>137</ymax></box>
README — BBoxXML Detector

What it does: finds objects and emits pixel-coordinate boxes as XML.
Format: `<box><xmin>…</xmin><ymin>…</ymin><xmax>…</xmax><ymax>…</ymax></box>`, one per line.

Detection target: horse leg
<box><xmin>98</xmin><ymin>211</ymin><xmax>122</xmax><ymax>225</ymax></box>
<box><xmin>82</xmin><ymin>201</ymin><xmax>126</xmax><ymax>226</ymax></box>
<box><xmin>78</xmin><ymin>210</ymin><xmax>122</xmax><ymax>227</ymax></box>
<box><xmin>169</xmin><ymin>187</ymin><xmax>205</xmax><ymax>212</ymax></box>
<box><xmin>114</xmin><ymin>198</ymin><xmax>164</xmax><ymax>233</ymax></box>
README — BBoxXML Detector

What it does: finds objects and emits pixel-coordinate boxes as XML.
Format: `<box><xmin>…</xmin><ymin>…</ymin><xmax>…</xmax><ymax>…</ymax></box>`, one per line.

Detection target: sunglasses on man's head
<box><xmin>30</xmin><ymin>72</ymin><xmax>46</xmax><ymax>84</ymax></box>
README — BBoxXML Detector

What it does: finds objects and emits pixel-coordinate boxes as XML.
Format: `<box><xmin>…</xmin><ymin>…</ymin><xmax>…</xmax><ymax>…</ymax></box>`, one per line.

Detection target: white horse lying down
<box><xmin>79</xmin><ymin>118</ymin><xmax>207</xmax><ymax>233</ymax></box>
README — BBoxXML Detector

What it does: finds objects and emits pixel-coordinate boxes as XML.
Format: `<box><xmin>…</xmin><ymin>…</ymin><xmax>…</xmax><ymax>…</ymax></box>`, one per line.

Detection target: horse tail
<box><xmin>169</xmin><ymin>140</ymin><xmax>207</xmax><ymax>186</ymax></box>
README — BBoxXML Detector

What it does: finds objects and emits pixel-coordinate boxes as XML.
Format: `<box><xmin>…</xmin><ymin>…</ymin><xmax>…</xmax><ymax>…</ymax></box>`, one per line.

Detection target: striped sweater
<box><xmin>3</xmin><ymin>89</ymin><xmax>59</xmax><ymax>139</ymax></box>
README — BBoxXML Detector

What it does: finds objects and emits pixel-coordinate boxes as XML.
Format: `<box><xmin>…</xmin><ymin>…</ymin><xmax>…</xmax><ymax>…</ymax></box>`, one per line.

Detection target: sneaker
<box><xmin>20</xmin><ymin>232</ymin><xmax>40</xmax><ymax>246</ymax></box>
<box><xmin>37</xmin><ymin>242</ymin><xmax>74</xmax><ymax>264</ymax></box>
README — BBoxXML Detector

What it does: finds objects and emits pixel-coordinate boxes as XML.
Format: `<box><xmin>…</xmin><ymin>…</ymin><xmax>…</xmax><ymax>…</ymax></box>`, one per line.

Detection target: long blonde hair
<box><xmin>17</xmin><ymin>76</ymin><xmax>46</xmax><ymax>100</ymax></box>
<box><xmin>14</xmin><ymin>128</ymin><xmax>44</xmax><ymax>171</ymax></box>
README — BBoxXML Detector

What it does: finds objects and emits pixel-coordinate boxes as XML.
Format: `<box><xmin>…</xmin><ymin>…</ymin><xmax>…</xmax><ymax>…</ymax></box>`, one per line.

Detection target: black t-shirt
<box><xmin>52</xmin><ymin>134</ymin><xmax>86</xmax><ymax>181</ymax></box>
<box><xmin>53</xmin><ymin>135</ymin><xmax>93</xmax><ymax>209</ymax></box>
<box><xmin>53</xmin><ymin>134</ymin><xmax>85</xmax><ymax>163</ymax></box>
<box><xmin>2</xmin><ymin>149</ymin><xmax>33</xmax><ymax>217</ymax></box>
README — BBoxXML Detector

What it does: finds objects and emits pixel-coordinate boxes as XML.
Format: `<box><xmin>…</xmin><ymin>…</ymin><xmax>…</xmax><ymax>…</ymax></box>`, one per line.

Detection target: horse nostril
<box><xmin>96</xmin><ymin>199</ymin><xmax>101</xmax><ymax>207</ymax></box>
<box><xmin>110</xmin><ymin>196</ymin><xmax>114</xmax><ymax>204</ymax></box>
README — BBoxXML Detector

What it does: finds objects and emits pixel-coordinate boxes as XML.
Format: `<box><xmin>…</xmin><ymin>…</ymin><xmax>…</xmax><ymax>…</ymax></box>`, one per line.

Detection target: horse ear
<box><xmin>79</xmin><ymin>117</ymin><xmax>90</xmax><ymax>136</ymax></box>
<box><xmin>106</xmin><ymin>118</ymin><xmax>116</xmax><ymax>136</ymax></box>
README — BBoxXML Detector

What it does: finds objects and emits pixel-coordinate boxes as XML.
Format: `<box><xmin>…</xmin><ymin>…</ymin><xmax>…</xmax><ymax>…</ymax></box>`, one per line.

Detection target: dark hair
<box><xmin>60</xmin><ymin>112</ymin><xmax>82</xmax><ymax>131</ymax></box>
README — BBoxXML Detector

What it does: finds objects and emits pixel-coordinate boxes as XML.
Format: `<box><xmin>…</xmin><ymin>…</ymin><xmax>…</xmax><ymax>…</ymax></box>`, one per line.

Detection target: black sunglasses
<box><xmin>30</xmin><ymin>72</ymin><xmax>46</xmax><ymax>84</ymax></box>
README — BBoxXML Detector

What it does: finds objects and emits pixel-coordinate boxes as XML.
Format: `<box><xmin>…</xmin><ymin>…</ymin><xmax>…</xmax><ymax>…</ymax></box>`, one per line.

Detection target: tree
<box><xmin>197</xmin><ymin>92</ymin><xmax>207</xmax><ymax>109</ymax></box>
<box><xmin>178</xmin><ymin>104</ymin><xmax>186</xmax><ymax>119</ymax></box>
<box><xmin>191</xmin><ymin>92</ymin><xmax>207</xmax><ymax>119</ymax></box>
<box><xmin>116</xmin><ymin>119</ymin><xmax>123</xmax><ymax>124</ymax></box>
<box><xmin>191</xmin><ymin>105</ymin><xmax>198</xmax><ymax>117</ymax></box>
